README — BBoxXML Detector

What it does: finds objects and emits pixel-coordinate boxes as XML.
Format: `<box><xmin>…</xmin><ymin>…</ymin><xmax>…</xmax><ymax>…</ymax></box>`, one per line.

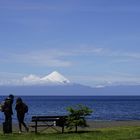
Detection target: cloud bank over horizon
<box><xmin>0</xmin><ymin>71</ymin><xmax>71</xmax><ymax>86</ymax></box>
<box><xmin>0</xmin><ymin>71</ymin><xmax>140</xmax><ymax>88</ymax></box>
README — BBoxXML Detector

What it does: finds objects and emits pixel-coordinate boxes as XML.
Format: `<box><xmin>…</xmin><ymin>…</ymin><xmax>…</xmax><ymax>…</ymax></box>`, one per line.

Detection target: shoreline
<box><xmin>87</xmin><ymin>120</ymin><xmax>140</xmax><ymax>129</ymax></box>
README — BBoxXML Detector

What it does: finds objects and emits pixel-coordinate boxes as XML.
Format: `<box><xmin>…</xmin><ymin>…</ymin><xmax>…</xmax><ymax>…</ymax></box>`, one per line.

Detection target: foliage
<box><xmin>66</xmin><ymin>104</ymin><xmax>93</xmax><ymax>132</ymax></box>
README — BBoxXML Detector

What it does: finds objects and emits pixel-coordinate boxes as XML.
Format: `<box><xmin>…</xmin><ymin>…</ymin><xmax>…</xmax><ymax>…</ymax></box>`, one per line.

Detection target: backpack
<box><xmin>0</xmin><ymin>101</ymin><xmax>5</xmax><ymax>112</ymax></box>
<box><xmin>23</xmin><ymin>103</ymin><xmax>28</xmax><ymax>113</ymax></box>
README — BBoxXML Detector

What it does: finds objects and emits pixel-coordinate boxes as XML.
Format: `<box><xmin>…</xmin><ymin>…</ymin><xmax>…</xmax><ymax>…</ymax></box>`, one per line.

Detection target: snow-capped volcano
<box><xmin>22</xmin><ymin>71</ymin><xmax>70</xmax><ymax>85</ymax></box>
<box><xmin>41</xmin><ymin>71</ymin><xmax>70</xmax><ymax>84</ymax></box>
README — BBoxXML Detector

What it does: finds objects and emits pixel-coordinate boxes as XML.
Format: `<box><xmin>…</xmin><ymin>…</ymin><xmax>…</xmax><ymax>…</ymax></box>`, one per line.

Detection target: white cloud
<box><xmin>22</xmin><ymin>74</ymin><xmax>41</xmax><ymax>83</ymax></box>
<box><xmin>1</xmin><ymin>46</ymin><xmax>140</xmax><ymax>68</ymax></box>
<box><xmin>0</xmin><ymin>50</ymin><xmax>72</xmax><ymax>67</ymax></box>
<box><xmin>1</xmin><ymin>44</ymin><xmax>140</xmax><ymax>80</ymax></box>
<box><xmin>106</xmin><ymin>50</ymin><xmax>140</xmax><ymax>60</ymax></box>
<box><xmin>0</xmin><ymin>46</ymin><xmax>104</xmax><ymax>67</ymax></box>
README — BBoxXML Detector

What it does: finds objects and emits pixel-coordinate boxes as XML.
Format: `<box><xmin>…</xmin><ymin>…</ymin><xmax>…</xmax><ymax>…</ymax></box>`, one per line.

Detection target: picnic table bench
<box><xmin>30</xmin><ymin>115</ymin><xmax>67</xmax><ymax>133</ymax></box>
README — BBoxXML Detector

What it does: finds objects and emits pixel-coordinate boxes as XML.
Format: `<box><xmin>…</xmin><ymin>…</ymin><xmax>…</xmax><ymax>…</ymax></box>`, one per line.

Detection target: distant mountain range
<box><xmin>0</xmin><ymin>71</ymin><xmax>140</xmax><ymax>95</ymax></box>
<box><xmin>0</xmin><ymin>84</ymin><xmax>140</xmax><ymax>96</ymax></box>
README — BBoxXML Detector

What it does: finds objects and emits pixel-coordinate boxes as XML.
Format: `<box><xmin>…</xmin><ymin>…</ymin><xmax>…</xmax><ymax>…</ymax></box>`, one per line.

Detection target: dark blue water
<box><xmin>0</xmin><ymin>96</ymin><xmax>140</xmax><ymax>123</ymax></box>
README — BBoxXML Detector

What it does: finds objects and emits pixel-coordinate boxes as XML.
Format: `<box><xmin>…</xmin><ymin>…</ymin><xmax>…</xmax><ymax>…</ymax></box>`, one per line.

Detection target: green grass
<box><xmin>0</xmin><ymin>126</ymin><xmax>140</xmax><ymax>140</ymax></box>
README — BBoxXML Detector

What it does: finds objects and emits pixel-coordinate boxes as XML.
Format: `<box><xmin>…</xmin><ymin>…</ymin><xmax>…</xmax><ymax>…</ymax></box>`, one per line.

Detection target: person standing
<box><xmin>15</xmin><ymin>97</ymin><xmax>29</xmax><ymax>133</ymax></box>
<box><xmin>8</xmin><ymin>94</ymin><xmax>14</xmax><ymax>115</ymax></box>
<box><xmin>2</xmin><ymin>94</ymin><xmax>14</xmax><ymax>133</ymax></box>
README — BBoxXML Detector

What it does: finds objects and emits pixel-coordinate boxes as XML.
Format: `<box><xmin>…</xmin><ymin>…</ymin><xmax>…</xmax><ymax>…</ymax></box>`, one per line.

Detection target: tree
<box><xmin>66</xmin><ymin>104</ymin><xmax>92</xmax><ymax>132</ymax></box>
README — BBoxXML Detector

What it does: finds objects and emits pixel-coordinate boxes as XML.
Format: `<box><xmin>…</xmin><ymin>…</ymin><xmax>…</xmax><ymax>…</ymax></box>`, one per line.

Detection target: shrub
<box><xmin>66</xmin><ymin>104</ymin><xmax>92</xmax><ymax>132</ymax></box>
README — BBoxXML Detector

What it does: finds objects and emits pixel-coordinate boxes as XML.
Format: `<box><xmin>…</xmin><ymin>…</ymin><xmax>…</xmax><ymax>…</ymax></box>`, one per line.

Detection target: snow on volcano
<box><xmin>41</xmin><ymin>71</ymin><xmax>70</xmax><ymax>84</ymax></box>
<box><xmin>22</xmin><ymin>71</ymin><xmax>70</xmax><ymax>85</ymax></box>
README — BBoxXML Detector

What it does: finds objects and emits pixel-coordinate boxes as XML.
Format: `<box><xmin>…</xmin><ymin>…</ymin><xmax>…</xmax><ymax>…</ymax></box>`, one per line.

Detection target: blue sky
<box><xmin>0</xmin><ymin>0</ymin><xmax>140</xmax><ymax>87</ymax></box>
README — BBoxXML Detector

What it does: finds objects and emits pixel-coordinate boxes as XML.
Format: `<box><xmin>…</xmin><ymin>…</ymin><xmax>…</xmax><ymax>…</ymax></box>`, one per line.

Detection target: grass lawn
<box><xmin>0</xmin><ymin>126</ymin><xmax>140</xmax><ymax>140</ymax></box>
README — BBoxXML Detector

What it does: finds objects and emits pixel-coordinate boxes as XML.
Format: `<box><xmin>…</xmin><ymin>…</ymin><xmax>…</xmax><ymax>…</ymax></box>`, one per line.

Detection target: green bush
<box><xmin>66</xmin><ymin>104</ymin><xmax>93</xmax><ymax>132</ymax></box>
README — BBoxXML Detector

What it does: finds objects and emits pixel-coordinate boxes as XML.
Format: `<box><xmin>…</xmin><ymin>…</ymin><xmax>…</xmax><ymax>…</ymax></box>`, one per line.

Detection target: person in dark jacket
<box><xmin>8</xmin><ymin>94</ymin><xmax>14</xmax><ymax>114</ymax></box>
<box><xmin>15</xmin><ymin>97</ymin><xmax>29</xmax><ymax>133</ymax></box>
<box><xmin>2</xmin><ymin>94</ymin><xmax>14</xmax><ymax>133</ymax></box>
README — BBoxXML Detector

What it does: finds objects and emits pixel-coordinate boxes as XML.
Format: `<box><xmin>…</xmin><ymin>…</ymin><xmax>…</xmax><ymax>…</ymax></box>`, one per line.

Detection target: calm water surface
<box><xmin>0</xmin><ymin>96</ymin><xmax>140</xmax><ymax>122</ymax></box>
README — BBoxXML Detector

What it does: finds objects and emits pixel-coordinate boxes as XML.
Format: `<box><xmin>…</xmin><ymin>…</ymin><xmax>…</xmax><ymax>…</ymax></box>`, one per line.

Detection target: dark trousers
<box><xmin>4</xmin><ymin>114</ymin><xmax>12</xmax><ymax>133</ymax></box>
<box><xmin>17</xmin><ymin>114</ymin><xmax>28</xmax><ymax>131</ymax></box>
